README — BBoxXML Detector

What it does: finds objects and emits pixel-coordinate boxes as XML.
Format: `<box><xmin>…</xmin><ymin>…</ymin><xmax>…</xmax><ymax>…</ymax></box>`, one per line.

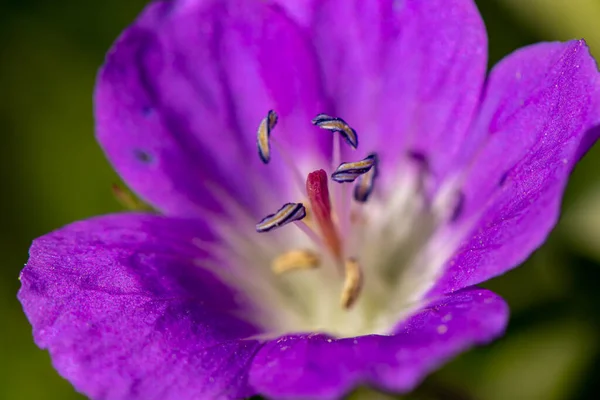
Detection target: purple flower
<box><xmin>18</xmin><ymin>0</ymin><xmax>600</xmax><ymax>399</ymax></box>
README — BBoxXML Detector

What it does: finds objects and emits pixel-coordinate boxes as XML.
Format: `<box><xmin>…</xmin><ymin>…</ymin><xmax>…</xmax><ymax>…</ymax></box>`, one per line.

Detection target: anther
<box><xmin>272</xmin><ymin>249</ymin><xmax>320</xmax><ymax>274</ymax></box>
<box><xmin>256</xmin><ymin>202</ymin><xmax>306</xmax><ymax>232</ymax></box>
<box><xmin>340</xmin><ymin>258</ymin><xmax>363</xmax><ymax>309</ymax></box>
<box><xmin>353</xmin><ymin>153</ymin><xmax>379</xmax><ymax>202</ymax></box>
<box><xmin>257</xmin><ymin>110</ymin><xmax>278</xmax><ymax>164</ymax></box>
<box><xmin>407</xmin><ymin>150</ymin><xmax>430</xmax><ymax>195</ymax></box>
<box><xmin>331</xmin><ymin>154</ymin><xmax>377</xmax><ymax>183</ymax></box>
<box><xmin>311</xmin><ymin>113</ymin><xmax>358</xmax><ymax>149</ymax></box>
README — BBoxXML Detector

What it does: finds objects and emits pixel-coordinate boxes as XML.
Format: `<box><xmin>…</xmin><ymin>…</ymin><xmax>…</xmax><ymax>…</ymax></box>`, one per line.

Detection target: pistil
<box><xmin>306</xmin><ymin>169</ymin><xmax>343</xmax><ymax>261</ymax></box>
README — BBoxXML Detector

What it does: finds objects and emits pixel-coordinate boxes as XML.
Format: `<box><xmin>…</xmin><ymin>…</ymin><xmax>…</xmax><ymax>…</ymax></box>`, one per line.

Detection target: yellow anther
<box><xmin>340</xmin><ymin>258</ymin><xmax>363</xmax><ymax>309</ymax></box>
<box><xmin>272</xmin><ymin>249</ymin><xmax>320</xmax><ymax>274</ymax></box>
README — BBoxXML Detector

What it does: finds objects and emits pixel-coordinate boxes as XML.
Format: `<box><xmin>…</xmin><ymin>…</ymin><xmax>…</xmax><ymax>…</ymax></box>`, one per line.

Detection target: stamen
<box><xmin>272</xmin><ymin>249</ymin><xmax>320</xmax><ymax>274</ymax></box>
<box><xmin>311</xmin><ymin>113</ymin><xmax>358</xmax><ymax>149</ymax></box>
<box><xmin>340</xmin><ymin>258</ymin><xmax>363</xmax><ymax>309</ymax></box>
<box><xmin>111</xmin><ymin>183</ymin><xmax>152</xmax><ymax>211</ymax></box>
<box><xmin>331</xmin><ymin>154</ymin><xmax>377</xmax><ymax>183</ymax></box>
<box><xmin>339</xmin><ymin>183</ymin><xmax>351</xmax><ymax>240</ymax></box>
<box><xmin>267</xmin><ymin>109</ymin><xmax>278</xmax><ymax>130</ymax></box>
<box><xmin>329</xmin><ymin>116</ymin><xmax>343</xmax><ymax>230</ymax></box>
<box><xmin>293</xmin><ymin>219</ymin><xmax>323</xmax><ymax>247</ymax></box>
<box><xmin>257</xmin><ymin>110</ymin><xmax>278</xmax><ymax>164</ymax></box>
<box><xmin>257</xmin><ymin>109</ymin><xmax>306</xmax><ymax>192</ymax></box>
<box><xmin>407</xmin><ymin>150</ymin><xmax>430</xmax><ymax>195</ymax></box>
<box><xmin>256</xmin><ymin>202</ymin><xmax>306</xmax><ymax>232</ymax></box>
<box><xmin>306</xmin><ymin>169</ymin><xmax>342</xmax><ymax>260</ymax></box>
<box><xmin>332</xmin><ymin>123</ymin><xmax>341</xmax><ymax>173</ymax></box>
<box><xmin>270</xmin><ymin>137</ymin><xmax>307</xmax><ymax>193</ymax></box>
<box><xmin>354</xmin><ymin>153</ymin><xmax>379</xmax><ymax>202</ymax></box>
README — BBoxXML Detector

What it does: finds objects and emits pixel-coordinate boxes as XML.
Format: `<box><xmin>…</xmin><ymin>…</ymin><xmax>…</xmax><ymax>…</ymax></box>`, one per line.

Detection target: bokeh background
<box><xmin>2</xmin><ymin>0</ymin><xmax>600</xmax><ymax>399</ymax></box>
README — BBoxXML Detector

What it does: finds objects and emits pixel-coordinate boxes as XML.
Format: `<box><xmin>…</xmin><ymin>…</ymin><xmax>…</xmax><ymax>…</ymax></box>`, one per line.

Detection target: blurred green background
<box><xmin>2</xmin><ymin>0</ymin><xmax>600</xmax><ymax>399</ymax></box>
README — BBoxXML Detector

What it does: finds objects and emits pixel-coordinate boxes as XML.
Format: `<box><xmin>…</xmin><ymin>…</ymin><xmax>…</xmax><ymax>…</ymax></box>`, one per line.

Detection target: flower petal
<box><xmin>18</xmin><ymin>213</ymin><xmax>263</xmax><ymax>400</ymax></box>
<box><xmin>95</xmin><ymin>0</ymin><xmax>330</xmax><ymax>219</ymax></box>
<box><xmin>250</xmin><ymin>288</ymin><xmax>507</xmax><ymax>399</ymax></box>
<box><xmin>432</xmin><ymin>40</ymin><xmax>600</xmax><ymax>295</ymax></box>
<box><xmin>299</xmin><ymin>0</ymin><xmax>487</xmax><ymax>184</ymax></box>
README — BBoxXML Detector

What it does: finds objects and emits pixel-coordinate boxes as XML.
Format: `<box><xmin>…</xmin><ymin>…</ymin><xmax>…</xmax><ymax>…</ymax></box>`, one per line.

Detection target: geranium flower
<box><xmin>18</xmin><ymin>0</ymin><xmax>600</xmax><ymax>399</ymax></box>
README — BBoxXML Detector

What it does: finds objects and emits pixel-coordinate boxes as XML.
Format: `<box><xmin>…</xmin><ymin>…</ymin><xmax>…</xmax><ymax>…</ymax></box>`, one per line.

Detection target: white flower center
<box><xmin>197</xmin><ymin>112</ymin><xmax>462</xmax><ymax>338</ymax></box>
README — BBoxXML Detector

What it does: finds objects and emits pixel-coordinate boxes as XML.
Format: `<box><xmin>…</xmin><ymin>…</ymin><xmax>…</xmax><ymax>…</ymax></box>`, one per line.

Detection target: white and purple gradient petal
<box><xmin>18</xmin><ymin>214</ymin><xmax>507</xmax><ymax>400</ymax></box>
<box><xmin>431</xmin><ymin>39</ymin><xmax>600</xmax><ymax>296</ymax></box>
<box><xmin>18</xmin><ymin>0</ymin><xmax>600</xmax><ymax>399</ymax></box>
<box><xmin>250</xmin><ymin>288</ymin><xmax>507</xmax><ymax>400</ymax></box>
<box><xmin>95</xmin><ymin>0</ymin><xmax>332</xmax><ymax>219</ymax></box>
<box><xmin>294</xmin><ymin>0</ymin><xmax>488</xmax><ymax>187</ymax></box>
<box><xmin>18</xmin><ymin>214</ymin><xmax>263</xmax><ymax>400</ymax></box>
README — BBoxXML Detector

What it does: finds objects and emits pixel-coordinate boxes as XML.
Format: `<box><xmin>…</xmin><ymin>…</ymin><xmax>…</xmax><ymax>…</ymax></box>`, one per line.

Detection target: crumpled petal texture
<box><xmin>18</xmin><ymin>217</ymin><xmax>507</xmax><ymax>400</ymax></box>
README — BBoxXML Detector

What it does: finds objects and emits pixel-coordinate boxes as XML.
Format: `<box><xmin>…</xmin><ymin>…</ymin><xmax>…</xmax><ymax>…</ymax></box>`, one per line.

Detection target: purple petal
<box><xmin>250</xmin><ymin>288</ymin><xmax>507</xmax><ymax>400</ymax></box>
<box><xmin>95</xmin><ymin>0</ymin><xmax>330</xmax><ymax>219</ymax></box>
<box><xmin>18</xmin><ymin>213</ymin><xmax>263</xmax><ymax>400</ymax></box>
<box><xmin>432</xmin><ymin>40</ymin><xmax>600</xmax><ymax>295</ymax></box>
<box><xmin>299</xmin><ymin>0</ymin><xmax>487</xmax><ymax>184</ymax></box>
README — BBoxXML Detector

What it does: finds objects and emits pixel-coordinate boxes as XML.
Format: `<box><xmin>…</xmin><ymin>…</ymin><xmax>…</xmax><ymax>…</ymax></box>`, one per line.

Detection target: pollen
<box><xmin>272</xmin><ymin>249</ymin><xmax>320</xmax><ymax>274</ymax></box>
<box><xmin>340</xmin><ymin>258</ymin><xmax>363</xmax><ymax>309</ymax></box>
<box><xmin>255</xmin><ymin>203</ymin><xmax>306</xmax><ymax>232</ymax></box>
<box><xmin>331</xmin><ymin>153</ymin><xmax>377</xmax><ymax>183</ymax></box>
<box><xmin>354</xmin><ymin>153</ymin><xmax>379</xmax><ymax>202</ymax></box>
<box><xmin>311</xmin><ymin>114</ymin><xmax>359</xmax><ymax>149</ymax></box>
<box><xmin>257</xmin><ymin>110</ymin><xmax>278</xmax><ymax>164</ymax></box>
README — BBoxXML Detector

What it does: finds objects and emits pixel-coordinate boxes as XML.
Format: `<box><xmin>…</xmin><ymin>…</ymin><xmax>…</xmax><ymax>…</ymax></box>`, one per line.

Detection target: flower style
<box><xmin>18</xmin><ymin>0</ymin><xmax>600</xmax><ymax>399</ymax></box>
